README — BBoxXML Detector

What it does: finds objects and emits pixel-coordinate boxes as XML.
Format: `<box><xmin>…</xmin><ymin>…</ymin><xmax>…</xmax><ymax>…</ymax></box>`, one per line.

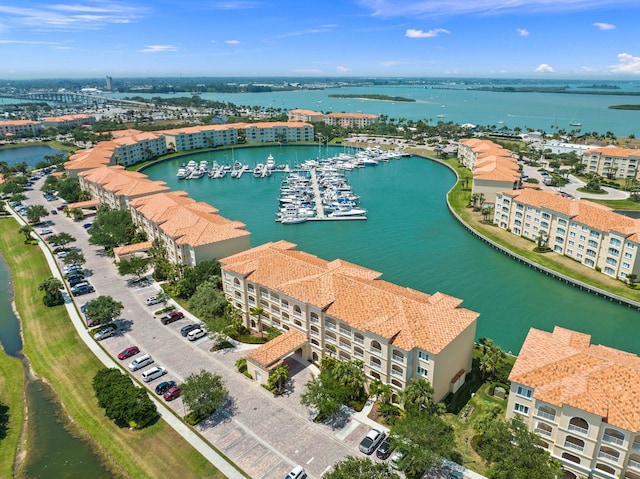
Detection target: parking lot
<box><xmin>18</xmin><ymin>176</ymin><xmax>386</xmax><ymax>479</ymax></box>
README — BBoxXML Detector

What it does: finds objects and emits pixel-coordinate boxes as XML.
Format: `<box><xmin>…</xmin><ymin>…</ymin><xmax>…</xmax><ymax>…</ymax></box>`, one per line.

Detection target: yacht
<box><xmin>329</xmin><ymin>207</ymin><xmax>367</xmax><ymax>218</ymax></box>
<box><xmin>176</xmin><ymin>167</ymin><xmax>188</xmax><ymax>179</ymax></box>
<box><xmin>266</xmin><ymin>154</ymin><xmax>276</xmax><ymax>170</ymax></box>
<box><xmin>253</xmin><ymin>164</ymin><xmax>264</xmax><ymax>177</ymax></box>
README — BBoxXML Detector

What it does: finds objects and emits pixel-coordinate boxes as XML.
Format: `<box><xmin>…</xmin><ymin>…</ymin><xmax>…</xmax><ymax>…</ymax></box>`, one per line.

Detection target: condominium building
<box><xmin>323</xmin><ymin>112</ymin><xmax>379</xmax><ymax>128</ymax></box>
<box><xmin>78</xmin><ymin>166</ymin><xmax>170</xmax><ymax>210</ymax></box>
<box><xmin>220</xmin><ymin>241</ymin><xmax>479</xmax><ymax>401</ymax></box>
<box><xmin>129</xmin><ymin>191</ymin><xmax>250</xmax><ymax>266</ymax></box>
<box><xmin>288</xmin><ymin>109</ymin><xmax>325</xmax><ymax>123</ymax></box>
<box><xmin>240</xmin><ymin>121</ymin><xmax>314</xmax><ymax>143</ymax></box>
<box><xmin>507</xmin><ymin>326</ymin><xmax>640</xmax><ymax>479</ymax></box>
<box><xmin>41</xmin><ymin>114</ymin><xmax>95</xmax><ymax>129</ymax></box>
<box><xmin>0</xmin><ymin>120</ymin><xmax>41</xmax><ymax>137</ymax></box>
<box><xmin>581</xmin><ymin>147</ymin><xmax>640</xmax><ymax>180</ymax></box>
<box><xmin>161</xmin><ymin>124</ymin><xmax>239</xmax><ymax>152</ymax></box>
<box><xmin>458</xmin><ymin>138</ymin><xmax>521</xmax><ymax>203</ymax></box>
<box><xmin>494</xmin><ymin>189</ymin><xmax>640</xmax><ymax>279</ymax></box>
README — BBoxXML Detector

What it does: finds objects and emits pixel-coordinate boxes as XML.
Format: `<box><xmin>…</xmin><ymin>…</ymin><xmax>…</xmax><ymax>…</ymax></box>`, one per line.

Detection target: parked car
<box><xmin>285</xmin><ymin>465</ymin><xmax>307</xmax><ymax>479</ymax></box>
<box><xmin>145</xmin><ymin>295</ymin><xmax>162</xmax><ymax>306</ymax></box>
<box><xmin>155</xmin><ymin>380</ymin><xmax>176</xmax><ymax>395</ymax></box>
<box><xmin>448</xmin><ymin>471</ymin><xmax>463</xmax><ymax>479</ymax></box>
<box><xmin>56</xmin><ymin>251</ymin><xmax>68</xmax><ymax>259</ymax></box>
<box><xmin>117</xmin><ymin>346</ymin><xmax>140</xmax><ymax>360</ymax></box>
<box><xmin>93</xmin><ymin>324</ymin><xmax>117</xmax><ymax>341</ymax></box>
<box><xmin>180</xmin><ymin>323</ymin><xmax>199</xmax><ymax>337</ymax></box>
<box><xmin>128</xmin><ymin>354</ymin><xmax>153</xmax><ymax>371</ymax></box>
<box><xmin>50</xmin><ymin>209</ymin><xmax>57</xmax><ymax>215</ymax></box>
<box><xmin>71</xmin><ymin>283</ymin><xmax>95</xmax><ymax>296</ymax></box>
<box><xmin>64</xmin><ymin>265</ymin><xmax>82</xmax><ymax>275</ymax></box>
<box><xmin>66</xmin><ymin>272</ymin><xmax>85</xmax><ymax>282</ymax></box>
<box><xmin>141</xmin><ymin>366</ymin><xmax>167</xmax><ymax>383</ymax></box>
<box><xmin>376</xmin><ymin>439</ymin><xmax>393</xmax><ymax>460</ymax></box>
<box><xmin>389</xmin><ymin>450</ymin><xmax>404</xmax><ymax>470</ymax></box>
<box><xmin>83</xmin><ymin>222</ymin><xmax>92</xmax><ymax>229</ymax></box>
<box><xmin>39</xmin><ymin>228</ymin><xmax>53</xmax><ymax>235</ymax></box>
<box><xmin>163</xmin><ymin>386</ymin><xmax>181</xmax><ymax>401</ymax></box>
<box><xmin>359</xmin><ymin>428</ymin><xmax>386</xmax><ymax>455</ymax></box>
<box><xmin>68</xmin><ymin>277</ymin><xmax>87</xmax><ymax>287</ymax></box>
<box><xmin>187</xmin><ymin>328</ymin><xmax>206</xmax><ymax>341</ymax></box>
<box><xmin>159</xmin><ymin>311</ymin><xmax>184</xmax><ymax>325</ymax></box>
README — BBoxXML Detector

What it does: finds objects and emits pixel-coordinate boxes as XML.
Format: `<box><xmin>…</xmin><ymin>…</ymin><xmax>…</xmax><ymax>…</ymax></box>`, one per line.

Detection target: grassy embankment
<box><xmin>0</xmin><ymin>217</ymin><xmax>226</xmax><ymax>479</ymax></box>
<box><xmin>0</xmin><ymin>140</ymin><xmax>77</xmax><ymax>153</ymax></box>
<box><xmin>0</xmin><ymin>346</ymin><xmax>24</xmax><ymax>478</ymax></box>
<box><xmin>410</xmin><ymin>152</ymin><xmax>640</xmax><ymax>303</ymax></box>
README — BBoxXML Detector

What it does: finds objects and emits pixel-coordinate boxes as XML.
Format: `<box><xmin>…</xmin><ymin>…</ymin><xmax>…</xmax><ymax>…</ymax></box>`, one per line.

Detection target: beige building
<box><xmin>323</xmin><ymin>112</ymin><xmax>379</xmax><ymax>128</ymax></box>
<box><xmin>508</xmin><ymin>326</ymin><xmax>640</xmax><ymax>479</ymax></box>
<box><xmin>41</xmin><ymin>114</ymin><xmax>94</xmax><ymax>129</ymax></box>
<box><xmin>288</xmin><ymin>109</ymin><xmax>325</xmax><ymax>123</ymax></box>
<box><xmin>129</xmin><ymin>191</ymin><xmax>250</xmax><ymax>266</ymax></box>
<box><xmin>220</xmin><ymin>241</ymin><xmax>478</xmax><ymax>401</ymax></box>
<box><xmin>582</xmin><ymin>147</ymin><xmax>640</xmax><ymax>179</ymax></box>
<box><xmin>78</xmin><ymin>166</ymin><xmax>170</xmax><ymax>210</ymax></box>
<box><xmin>161</xmin><ymin>124</ymin><xmax>239</xmax><ymax>152</ymax></box>
<box><xmin>494</xmin><ymin>189</ymin><xmax>640</xmax><ymax>279</ymax></box>
<box><xmin>0</xmin><ymin>120</ymin><xmax>41</xmax><ymax>137</ymax></box>
<box><xmin>458</xmin><ymin>139</ymin><xmax>521</xmax><ymax>203</ymax></box>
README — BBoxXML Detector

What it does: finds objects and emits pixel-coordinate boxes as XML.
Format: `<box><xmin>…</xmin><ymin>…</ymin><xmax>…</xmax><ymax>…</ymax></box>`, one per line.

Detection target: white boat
<box><xmin>266</xmin><ymin>154</ymin><xmax>276</xmax><ymax>170</ymax></box>
<box><xmin>176</xmin><ymin>167</ymin><xmax>188</xmax><ymax>179</ymax></box>
<box><xmin>280</xmin><ymin>215</ymin><xmax>307</xmax><ymax>224</ymax></box>
<box><xmin>329</xmin><ymin>207</ymin><xmax>367</xmax><ymax>218</ymax></box>
<box><xmin>437</xmin><ymin>113</ymin><xmax>446</xmax><ymax>118</ymax></box>
<box><xmin>253</xmin><ymin>164</ymin><xmax>264</xmax><ymax>177</ymax></box>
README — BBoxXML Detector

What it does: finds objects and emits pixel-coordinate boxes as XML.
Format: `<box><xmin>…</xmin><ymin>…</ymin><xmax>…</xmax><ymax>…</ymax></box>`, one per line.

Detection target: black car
<box><xmin>180</xmin><ymin>323</ymin><xmax>199</xmax><ymax>337</ymax></box>
<box><xmin>71</xmin><ymin>283</ymin><xmax>95</xmax><ymax>296</ymax></box>
<box><xmin>68</xmin><ymin>277</ymin><xmax>87</xmax><ymax>287</ymax></box>
<box><xmin>155</xmin><ymin>380</ymin><xmax>176</xmax><ymax>395</ymax></box>
<box><xmin>376</xmin><ymin>439</ymin><xmax>393</xmax><ymax>460</ymax></box>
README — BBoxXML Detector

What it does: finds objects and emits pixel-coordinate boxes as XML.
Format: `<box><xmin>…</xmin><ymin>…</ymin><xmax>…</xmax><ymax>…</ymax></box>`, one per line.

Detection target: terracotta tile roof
<box><xmin>221</xmin><ymin>242</ymin><xmax>478</xmax><ymax>354</ymax></box>
<box><xmin>246</xmin><ymin>329</ymin><xmax>308</xmax><ymax>368</ymax></box>
<box><xmin>502</xmin><ymin>189</ymin><xmax>640</xmax><ymax>241</ymax></box>
<box><xmin>67</xmin><ymin>199</ymin><xmax>100</xmax><ymax>209</ymax></box>
<box><xmin>460</xmin><ymin>138</ymin><xmax>520</xmax><ymax>183</ymax></box>
<box><xmin>79</xmin><ymin>166</ymin><xmax>170</xmax><ymax>198</ymax></box>
<box><xmin>510</xmin><ymin>326</ymin><xmax>640</xmax><ymax>431</ymax></box>
<box><xmin>129</xmin><ymin>191</ymin><xmax>249</xmax><ymax>246</ymax></box>
<box><xmin>289</xmin><ymin>109</ymin><xmax>323</xmax><ymax>116</ymax></box>
<box><xmin>325</xmin><ymin>112</ymin><xmax>378</xmax><ymax>119</ymax></box>
<box><xmin>584</xmin><ymin>147</ymin><xmax>640</xmax><ymax>158</ymax></box>
<box><xmin>113</xmin><ymin>241</ymin><xmax>153</xmax><ymax>256</ymax></box>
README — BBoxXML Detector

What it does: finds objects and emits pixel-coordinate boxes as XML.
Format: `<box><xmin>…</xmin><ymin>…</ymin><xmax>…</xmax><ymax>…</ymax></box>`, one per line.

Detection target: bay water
<box><xmin>143</xmin><ymin>145</ymin><xmax>640</xmax><ymax>356</ymax></box>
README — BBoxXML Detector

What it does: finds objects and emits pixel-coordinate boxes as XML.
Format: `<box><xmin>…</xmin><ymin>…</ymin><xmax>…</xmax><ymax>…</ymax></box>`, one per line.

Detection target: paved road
<box><xmin>17</xmin><ymin>177</ymin><xmax>370</xmax><ymax>479</ymax></box>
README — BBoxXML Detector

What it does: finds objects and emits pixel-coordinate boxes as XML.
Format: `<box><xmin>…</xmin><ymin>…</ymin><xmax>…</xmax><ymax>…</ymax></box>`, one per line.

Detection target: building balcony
<box><xmin>534</xmin><ymin>427</ymin><xmax>552</xmax><ymax>437</ymax></box>
<box><xmin>325</xmin><ymin>322</ymin><xmax>336</xmax><ymax>330</ymax></box>
<box><xmin>339</xmin><ymin>327</ymin><xmax>351</xmax><ymax>336</ymax></box>
<box><xmin>370</xmin><ymin>347</ymin><xmax>382</xmax><ymax>355</ymax></box>
<box><xmin>564</xmin><ymin>442</ymin><xmax>584</xmax><ymax>453</ymax></box>
<box><xmin>597</xmin><ymin>450</ymin><xmax>620</xmax><ymax>464</ymax></box>
<box><xmin>354</xmin><ymin>350</ymin><xmax>364</xmax><ymax>358</ymax></box>
<box><xmin>392</xmin><ymin>354</ymin><xmax>404</xmax><ymax>364</ymax></box>
<box><xmin>628</xmin><ymin>459</ymin><xmax>640</xmax><ymax>471</ymax></box>
<box><xmin>310</xmin><ymin>316</ymin><xmax>319</xmax><ymax>324</ymax></box>
<box><xmin>602</xmin><ymin>434</ymin><xmax>624</xmax><ymax>447</ymax></box>
<box><xmin>354</xmin><ymin>336</ymin><xmax>364</xmax><ymax>345</ymax></box>
<box><xmin>535</xmin><ymin>410</ymin><xmax>556</xmax><ymax>422</ymax></box>
<box><xmin>568</xmin><ymin>424</ymin><xmax>589</xmax><ymax>435</ymax></box>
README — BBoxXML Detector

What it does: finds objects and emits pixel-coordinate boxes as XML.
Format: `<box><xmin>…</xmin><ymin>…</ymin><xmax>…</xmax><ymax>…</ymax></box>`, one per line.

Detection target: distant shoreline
<box><xmin>609</xmin><ymin>104</ymin><xmax>640</xmax><ymax>110</ymax></box>
<box><xmin>328</xmin><ymin>93</ymin><xmax>415</xmax><ymax>102</ymax></box>
<box><xmin>470</xmin><ymin>86</ymin><xmax>640</xmax><ymax>96</ymax></box>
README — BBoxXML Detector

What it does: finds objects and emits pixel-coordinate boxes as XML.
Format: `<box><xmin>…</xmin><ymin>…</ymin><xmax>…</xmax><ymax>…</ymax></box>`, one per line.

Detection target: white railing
<box><xmin>310</xmin><ymin>316</ymin><xmax>319</xmax><ymax>324</ymax></box>
<box><xmin>260</xmin><ymin>291</ymin><xmax>268</xmax><ymax>299</ymax></box>
<box><xmin>628</xmin><ymin>459</ymin><xmax>640</xmax><ymax>470</ymax></box>
<box><xmin>354</xmin><ymin>350</ymin><xmax>364</xmax><ymax>358</ymax></box>
<box><xmin>534</xmin><ymin>428</ymin><xmax>552</xmax><ymax>437</ymax></box>
<box><xmin>633</xmin><ymin>442</ymin><xmax>640</xmax><ymax>452</ymax></box>
<box><xmin>597</xmin><ymin>450</ymin><xmax>619</xmax><ymax>463</ymax></box>
<box><xmin>392</xmin><ymin>354</ymin><xmax>404</xmax><ymax>363</ymax></box>
<box><xmin>339</xmin><ymin>327</ymin><xmax>351</xmax><ymax>336</ymax></box>
<box><xmin>339</xmin><ymin>341</ymin><xmax>350</xmax><ymax>349</ymax></box>
<box><xmin>369</xmin><ymin>361</ymin><xmax>381</xmax><ymax>369</ymax></box>
<box><xmin>370</xmin><ymin>347</ymin><xmax>382</xmax><ymax>355</ymax></box>
<box><xmin>564</xmin><ymin>441</ymin><xmax>584</xmax><ymax>452</ymax></box>
<box><xmin>310</xmin><ymin>330</ymin><xmax>319</xmax><ymax>337</ymax></box>
<box><xmin>602</xmin><ymin>434</ymin><xmax>624</xmax><ymax>446</ymax></box>
<box><xmin>325</xmin><ymin>335</ymin><xmax>336</xmax><ymax>343</ymax></box>
<box><xmin>293</xmin><ymin>310</ymin><xmax>301</xmax><ymax>318</ymax></box>
<box><xmin>568</xmin><ymin>423</ymin><xmax>588</xmax><ymax>435</ymax></box>
<box><xmin>391</xmin><ymin>369</ymin><xmax>403</xmax><ymax>377</ymax></box>
<box><xmin>535</xmin><ymin>410</ymin><xmax>556</xmax><ymax>421</ymax></box>
<box><xmin>354</xmin><ymin>336</ymin><xmax>364</xmax><ymax>345</ymax></box>
<box><xmin>325</xmin><ymin>322</ymin><xmax>336</xmax><ymax>330</ymax></box>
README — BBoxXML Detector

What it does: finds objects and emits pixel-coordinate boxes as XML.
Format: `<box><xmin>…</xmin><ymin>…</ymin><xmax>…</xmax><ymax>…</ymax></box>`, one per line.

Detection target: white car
<box><xmin>285</xmin><ymin>465</ymin><xmax>307</xmax><ymax>479</ymax></box>
<box><xmin>39</xmin><ymin>228</ymin><xmax>53</xmax><ymax>235</ymax></box>
<box><xmin>359</xmin><ymin>428</ymin><xmax>386</xmax><ymax>455</ymax></box>
<box><xmin>56</xmin><ymin>251</ymin><xmax>68</xmax><ymax>258</ymax></box>
<box><xmin>141</xmin><ymin>366</ymin><xmax>167</xmax><ymax>383</ymax></box>
<box><xmin>187</xmin><ymin>328</ymin><xmax>206</xmax><ymax>341</ymax></box>
<box><xmin>145</xmin><ymin>295</ymin><xmax>162</xmax><ymax>306</ymax></box>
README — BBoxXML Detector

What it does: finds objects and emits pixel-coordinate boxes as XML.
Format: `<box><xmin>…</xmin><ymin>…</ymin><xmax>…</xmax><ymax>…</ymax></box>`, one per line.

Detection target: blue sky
<box><xmin>1</xmin><ymin>0</ymin><xmax>639</xmax><ymax>79</ymax></box>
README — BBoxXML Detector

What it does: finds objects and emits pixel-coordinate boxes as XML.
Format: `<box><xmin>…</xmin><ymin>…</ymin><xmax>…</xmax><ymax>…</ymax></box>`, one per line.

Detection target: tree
<box><xmin>627</xmin><ymin>273</ymin><xmax>638</xmax><ymax>289</ymax></box>
<box><xmin>48</xmin><ymin>232</ymin><xmax>76</xmax><ymax>247</ymax></box>
<box><xmin>174</xmin><ymin>259</ymin><xmax>221</xmax><ymax>299</ymax></box>
<box><xmin>63</xmin><ymin>250</ymin><xmax>86</xmax><ymax>268</ymax></box>
<box><xmin>88</xmin><ymin>205</ymin><xmax>136</xmax><ymax>251</ymax></box>
<box><xmin>322</xmin><ymin>456</ymin><xmax>400</xmax><ymax>479</ymax></box>
<box><xmin>249</xmin><ymin>305</ymin><xmax>265</xmax><ymax>336</ymax></box>
<box><xmin>189</xmin><ymin>280</ymin><xmax>228</xmax><ymax>321</ymax></box>
<box><xmin>300</xmin><ymin>371</ymin><xmax>349</xmax><ymax>420</ymax></box>
<box><xmin>117</xmin><ymin>256</ymin><xmax>150</xmax><ymax>281</ymax></box>
<box><xmin>390</xmin><ymin>409</ymin><xmax>460</xmax><ymax>479</ymax></box>
<box><xmin>84</xmin><ymin>295</ymin><xmax>124</xmax><ymax>326</ymax></box>
<box><xmin>18</xmin><ymin>223</ymin><xmax>33</xmax><ymax>242</ymax></box>
<box><xmin>69</xmin><ymin>207</ymin><xmax>84</xmax><ymax>221</ymax></box>
<box><xmin>267</xmin><ymin>364</ymin><xmax>290</xmax><ymax>394</ymax></box>
<box><xmin>369</xmin><ymin>379</ymin><xmax>393</xmax><ymax>405</ymax></box>
<box><xmin>38</xmin><ymin>277</ymin><xmax>64</xmax><ymax>306</ymax></box>
<box><xmin>265</xmin><ymin>326</ymin><xmax>282</xmax><ymax>341</ymax></box>
<box><xmin>332</xmin><ymin>360</ymin><xmax>366</xmax><ymax>400</ymax></box>
<box><xmin>181</xmin><ymin>370</ymin><xmax>228</xmax><ymax>421</ymax></box>
<box><xmin>26</xmin><ymin>204</ymin><xmax>49</xmax><ymax>224</ymax></box>
<box><xmin>476</xmin><ymin>417</ymin><xmax>562</xmax><ymax>479</ymax></box>
<box><xmin>398</xmin><ymin>378</ymin><xmax>435</xmax><ymax>414</ymax></box>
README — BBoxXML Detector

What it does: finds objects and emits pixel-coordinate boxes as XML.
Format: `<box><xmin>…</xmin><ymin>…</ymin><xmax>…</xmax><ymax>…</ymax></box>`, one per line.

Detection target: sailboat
<box><xmin>569</xmin><ymin>113</ymin><xmax>582</xmax><ymax>127</ymax></box>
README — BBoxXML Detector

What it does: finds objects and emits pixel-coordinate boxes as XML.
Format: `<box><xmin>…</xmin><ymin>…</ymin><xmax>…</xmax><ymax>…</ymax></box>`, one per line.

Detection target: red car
<box><xmin>117</xmin><ymin>346</ymin><xmax>140</xmax><ymax>360</ymax></box>
<box><xmin>163</xmin><ymin>386</ymin><xmax>181</xmax><ymax>401</ymax></box>
<box><xmin>160</xmin><ymin>311</ymin><xmax>184</xmax><ymax>325</ymax></box>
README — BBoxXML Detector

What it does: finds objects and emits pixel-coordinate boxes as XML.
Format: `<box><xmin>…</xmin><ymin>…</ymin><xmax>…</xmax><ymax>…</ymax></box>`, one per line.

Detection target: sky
<box><xmin>1</xmin><ymin>0</ymin><xmax>640</xmax><ymax>79</ymax></box>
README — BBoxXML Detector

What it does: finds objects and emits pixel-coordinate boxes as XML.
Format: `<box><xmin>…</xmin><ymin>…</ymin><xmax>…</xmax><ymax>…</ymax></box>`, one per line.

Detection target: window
<box><xmin>557</xmin><ymin>227</ymin><xmax>566</xmax><ymax>235</ymax></box>
<box><xmin>579</xmin><ymin>235</ymin><xmax>586</xmax><ymax>241</ymax></box>
<box><xmin>590</xmin><ymin>230</ymin><xmax>600</xmax><ymax>238</ymax></box>
<box><xmin>370</xmin><ymin>340</ymin><xmax>382</xmax><ymax>354</ymax></box>
<box><xmin>568</xmin><ymin>240</ymin><xmax>575</xmax><ymax>246</ymax></box>
<box><xmin>604</xmin><ymin>267</ymin><xmax>615</xmax><ymax>275</ymax></box>
<box><xmin>608</xmin><ymin>248</ymin><xmax>620</xmax><ymax>256</ymax></box>
<box><xmin>610</xmin><ymin>238</ymin><xmax>621</xmax><ymax>246</ymax></box>
<box><xmin>606</xmin><ymin>257</ymin><xmax>617</xmax><ymax>266</ymax></box>
<box><xmin>513</xmin><ymin>403</ymin><xmax>529</xmax><ymax>415</ymax></box>
<box><xmin>516</xmin><ymin>385</ymin><xmax>533</xmax><ymax>399</ymax></box>
<box><xmin>558</xmin><ymin>218</ymin><xmax>567</xmax><ymax>226</ymax></box>
<box><xmin>588</xmin><ymin>240</ymin><xmax>598</xmax><ymax>248</ymax></box>
<box><xmin>623</xmin><ymin>262</ymin><xmax>631</xmax><ymax>269</ymax></box>
<box><xmin>625</xmin><ymin>252</ymin><xmax>633</xmax><ymax>259</ymax></box>
<box><xmin>417</xmin><ymin>366</ymin><xmax>428</xmax><ymax>377</ymax></box>
<box><xmin>418</xmin><ymin>351</ymin><xmax>429</xmax><ymax>361</ymax></box>
<box><xmin>570</xmin><ymin>231</ymin><xmax>576</xmax><ymax>237</ymax></box>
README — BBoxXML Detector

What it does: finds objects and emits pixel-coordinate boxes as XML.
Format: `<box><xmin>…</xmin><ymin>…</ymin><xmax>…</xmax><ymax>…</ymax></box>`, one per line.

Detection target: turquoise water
<box><xmin>0</xmin><ymin>145</ymin><xmax>66</xmax><ymax>167</ymax></box>
<box><xmin>144</xmin><ymin>145</ymin><xmax>640</xmax><ymax>356</ymax></box>
<box><xmin>108</xmin><ymin>81</ymin><xmax>640</xmax><ymax>137</ymax></box>
<box><xmin>0</xmin><ymin>254</ymin><xmax>21</xmax><ymax>356</ymax></box>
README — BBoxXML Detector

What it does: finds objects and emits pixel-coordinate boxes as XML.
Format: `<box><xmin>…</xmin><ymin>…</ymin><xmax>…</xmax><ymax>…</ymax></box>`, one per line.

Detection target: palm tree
<box><xmin>368</xmin><ymin>379</ymin><xmax>393</xmax><ymax>404</ymax></box>
<box><xmin>399</xmin><ymin>378</ymin><xmax>434</xmax><ymax>414</ymax></box>
<box><xmin>38</xmin><ymin>277</ymin><xmax>64</xmax><ymax>306</ymax></box>
<box><xmin>332</xmin><ymin>360</ymin><xmax>365</xmax><ymax>397</ymax></box>
<box><xmin>249</xmin><ymin>306</ymin><xmax>265</xmax><ymax>336</ymax></box>
<box><xmin>267</xmin><ymin>364</ymin><xmax>290</xmax><ymax>393</ymax></box>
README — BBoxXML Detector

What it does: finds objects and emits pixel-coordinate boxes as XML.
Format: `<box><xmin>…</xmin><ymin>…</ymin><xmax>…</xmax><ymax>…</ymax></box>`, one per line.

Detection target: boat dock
<box><xmin>309</xmin><ymin>168</ymin><xmax>326</xmax><ymax>220</ymax></box>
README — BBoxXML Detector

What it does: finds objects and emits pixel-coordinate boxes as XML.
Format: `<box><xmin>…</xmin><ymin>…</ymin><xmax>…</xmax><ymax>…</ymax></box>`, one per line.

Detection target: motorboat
<box><xmin>253</xmin><ymin>164</ymin><xmax>264</xmax><ymax>177</ymax></box>
<box><xmin>176</xmin><ymin>167</ymin><xmax>188</xmax><ymax>179</ymax></box>
<box><xmin>266</xmin><ymin>154</ymin><xmax>276</xmax><ymax>170</ymax></box>
<box><xmin>329</xmin><ymin>207</ymin><xmax>367</xmax><ymax>218</ymax></box>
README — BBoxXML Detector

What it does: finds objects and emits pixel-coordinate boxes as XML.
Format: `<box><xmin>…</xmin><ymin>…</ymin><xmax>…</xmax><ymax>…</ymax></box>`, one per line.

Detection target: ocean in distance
<box><xmin>143</xmin><ymin>145</ymin><xmax>640</xmax><ymax>356</ymax></box>
<box><xmin>107</xmin><ymin>79</ymin><xmax>640</xmax><ymax>137</ymax></box>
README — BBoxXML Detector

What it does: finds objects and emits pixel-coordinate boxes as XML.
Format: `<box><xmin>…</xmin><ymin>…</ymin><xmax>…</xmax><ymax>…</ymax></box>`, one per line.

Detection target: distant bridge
<box><xmin>0</xmin><ymin>91</ymin><xmax>149</xmax><ymax>106</ymax></box>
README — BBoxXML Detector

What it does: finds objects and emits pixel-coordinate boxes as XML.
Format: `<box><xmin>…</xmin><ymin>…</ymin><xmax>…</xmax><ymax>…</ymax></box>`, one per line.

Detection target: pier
<box><xmin>309</xmin><ymin>168</ymin><xmax>326</xmax><ymax>220</ymax></box>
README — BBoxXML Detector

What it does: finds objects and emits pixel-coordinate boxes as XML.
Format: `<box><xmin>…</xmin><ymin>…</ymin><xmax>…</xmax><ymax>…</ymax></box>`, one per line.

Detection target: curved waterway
<box><xmin>0</xmin><ymin>144</ymin><xmax>66</xmax><ymax>167</ymax></box>
<box><xmin>144</xmin><ymin>145</ymin><xmax>640</xmax><ymax>355</ymax></box>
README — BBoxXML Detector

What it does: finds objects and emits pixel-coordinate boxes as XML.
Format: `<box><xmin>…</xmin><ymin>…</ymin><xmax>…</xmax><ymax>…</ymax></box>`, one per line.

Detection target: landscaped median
<box><xmin>0</xmin><ymin>216</ymin><xmax>226</xmax><ymax>479</ymax></box>
<box><xmin>0</xmin><ymin>346</ymin><xmax>24</xmax><ymax>478</ymax></box>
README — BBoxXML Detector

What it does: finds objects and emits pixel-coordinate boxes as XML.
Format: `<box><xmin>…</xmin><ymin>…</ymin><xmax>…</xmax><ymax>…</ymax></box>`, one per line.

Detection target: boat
<box><xmin>266</xmin><ymin>154</ymin><xmax>276</xmax><ymax>170</ymax></box>
<box><xmin>280</xmin><ymin>215</ymin><xmax>307</xmax><ymax>224</ymax></box>
<box><xmin>329</xmin><ymin>207</ymin><xmax>367</xmax><ymax>218</ymax></box>
<box><xmin>253</xmin><ymin>164</ymin><xmax>264</xmax><ymax>177</ymax></box>
<box><xmin>176</xmin><ymin>167</ymin><xmax>188</xmax><ymax>179</ymax></box>
<box><xmin>570</xmin><ymin>121</ymin><xmax>582</xmax><ymax>127</ymax></box>
<box><xmin>437</xmin><ymin>113</ymin><xmax>446</xmax><ymax>118</ymax></box>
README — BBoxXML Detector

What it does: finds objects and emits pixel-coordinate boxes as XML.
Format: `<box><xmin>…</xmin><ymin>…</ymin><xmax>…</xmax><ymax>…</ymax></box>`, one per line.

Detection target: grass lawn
<box><xmin>0</xmin><ymin>347</ymin><xmax>24</xmax><ymax>478</ymax></box>
<box><xmin>0</xmin><ymin>217</ymin><xmax>226</xmax><ymax>479</ymax></box>
<box><xmin>585</xmin><ymin>197</ymin><xmax>640</xmax><ymax>211</ymax></box>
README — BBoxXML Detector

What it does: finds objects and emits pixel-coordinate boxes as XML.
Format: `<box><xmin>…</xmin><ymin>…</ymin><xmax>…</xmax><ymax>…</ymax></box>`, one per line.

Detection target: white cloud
<box><xmin>209</xmin><ymin>1</ymin><xmax>261</xmax><ymax>9</ymax></box>
<box><xmin>609</xmin><ymin>53</ymin><xmax>640</xmax><ymax>74</ymax></box>
<box><xmin>139</xmin><ymin>45</ymin><xmax>178</xmax><ymax>53</ymax></box>
<box><xmin>593</xmin><ymin>22</ymin><xmax>616</xmax><ymax>30</ymax></box>
<box><xmin>380</xmin><ymin>60</ymin><xmax>409</xmax><ymax>67</ymax></box>
<box><xmin>336</xmin><ymin>66</ymin><xmax>352</xmax><ymax>72</ymax></box>
<box><xmin>358</xmin><ymin>0</ymin><xmax>636</xmax><ymax>18</ymax></box>
<box><xmin>517</xmin><ymin>28</ymin><xmax>530</xmax><ymax>37</ymax></box>
<box><xmin>275</xmin><ymin>25</ymin><xmax>337</xmax><ymax>39</ymax></box>
<box><xmin>405</xmin><ymin>28</ymin><xmax>450</xmax><ymax>38</ymax></box>
<box><xmin>0</xmin><ymin>3</ymin><xmax>146</xmax><ymax>31</ymax></box>
<box><xmin>535</xmin><ymin>63</ymin><xmax>555</xmax><ymax>73</ymax></box>
<box><xmin>225</xmin><ymin>39</ymin><xmax>240</xmax><ymax>44</ymax></box>
<box><xmin>580</xmin><ymin>66</ymin><xmax>596</xmax><ymax>72</ymax></box>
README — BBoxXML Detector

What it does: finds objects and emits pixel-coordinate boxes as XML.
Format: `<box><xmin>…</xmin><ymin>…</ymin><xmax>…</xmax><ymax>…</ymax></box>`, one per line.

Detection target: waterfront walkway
<box><xmin>309</xmin><ymin>168</ymin><xmax>326</xmax><ymax>219</ymax></box>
